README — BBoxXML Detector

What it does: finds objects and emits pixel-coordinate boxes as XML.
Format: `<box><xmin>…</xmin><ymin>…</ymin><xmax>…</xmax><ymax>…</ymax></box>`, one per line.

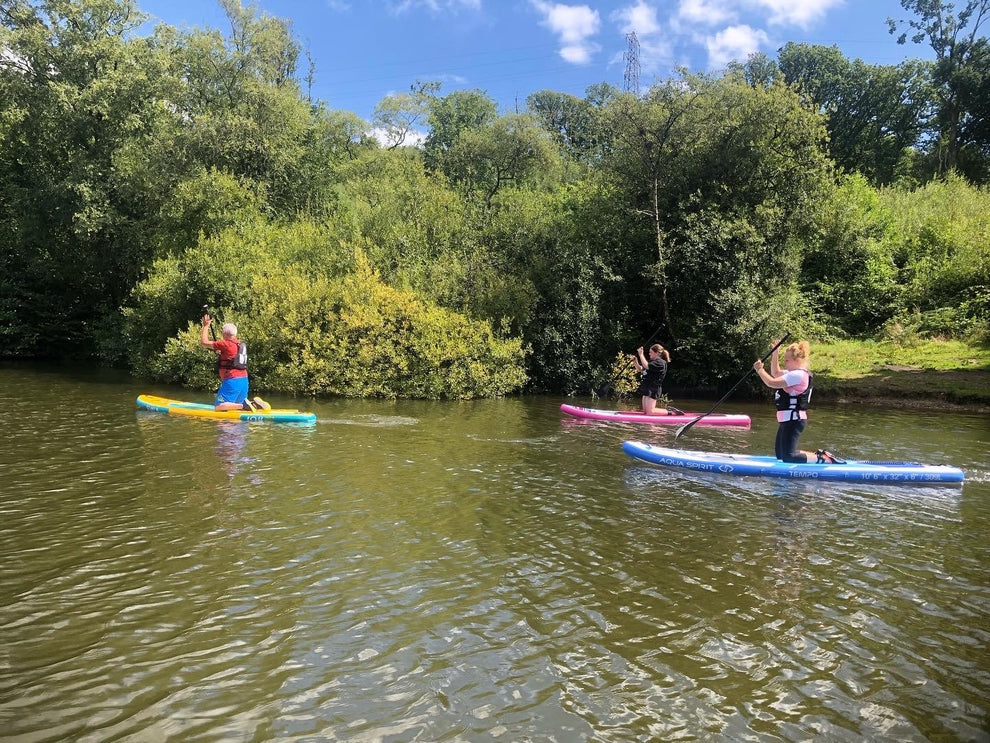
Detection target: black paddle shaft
<box><xmin>202</xmin><ymin>304</ymin><xmax>217</xmax><ymax>341</ymax></box>
<box><xmin>674</xmin><ymin>333</ymin><xmax>792</xmax><ymax>440</ymax></box>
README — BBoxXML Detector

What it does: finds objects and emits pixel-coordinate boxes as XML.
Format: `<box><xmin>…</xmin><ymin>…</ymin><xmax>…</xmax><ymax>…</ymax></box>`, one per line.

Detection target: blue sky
<box><xmin>136</xmin><ymin>0</ymin><xmax>932</xmax><ymax>123</ymax></box>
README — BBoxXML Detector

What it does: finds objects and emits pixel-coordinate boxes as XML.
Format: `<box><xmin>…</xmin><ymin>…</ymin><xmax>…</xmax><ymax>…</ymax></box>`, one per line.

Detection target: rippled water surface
<box><xmin>1</xmin><ymin>364</ymin><xmax>988</xmax><ymax>742</ymax></box>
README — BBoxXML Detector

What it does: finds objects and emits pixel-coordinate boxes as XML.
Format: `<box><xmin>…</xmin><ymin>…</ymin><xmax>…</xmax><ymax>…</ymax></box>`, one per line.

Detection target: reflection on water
<box><xmin>0</xmin><ymin>368</ymin><xmax>987</xmax><ymax>741</ymax></box>
<box><xmin>214</xmin><ymin>421</ymin><xmax>250</xmax><ymax>473</ymax></box>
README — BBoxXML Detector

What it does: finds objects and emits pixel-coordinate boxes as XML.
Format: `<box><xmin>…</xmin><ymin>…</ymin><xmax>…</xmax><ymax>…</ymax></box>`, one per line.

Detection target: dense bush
<box><xmin>801</xmin><ymin>175</ymin><xmax>901</xmax><ymax>335</ymax></box>
<box><xmin>801</xmin><ymin>174</ymin><xmax>989</xmax><ymax>342</ymax></box>
<box><xmin>880</xmin><ymin>176</ymin><xmax>990</xmax><ymax>330</ymax></box>
<box><xmin>127</xmin><ymin>225</ymin><xmax>527</xmax><ymax>399</ymax></box>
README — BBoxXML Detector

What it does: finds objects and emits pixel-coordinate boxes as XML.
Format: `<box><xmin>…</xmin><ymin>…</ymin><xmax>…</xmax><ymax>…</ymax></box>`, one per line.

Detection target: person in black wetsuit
<box><xmin>632</xmin><ymin>343</ymin><xmax>680</xmax><ymax>416</ymax></box>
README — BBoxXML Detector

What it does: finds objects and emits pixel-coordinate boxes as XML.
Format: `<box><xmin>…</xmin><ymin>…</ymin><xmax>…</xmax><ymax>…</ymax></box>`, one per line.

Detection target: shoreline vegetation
<box><xmin>2</xmin><ymin>1</ymin><xmax>988</xmax><ymax>402</ymax></box>
<box><xmin>664</xmin><ymin>338</ymin><xmax>989</xmax><ymax>412</ymax></box>
<box><xmin>3</xmin><ymin>335</ymin><xmax>988</xmax><ymax>412</ymax></box>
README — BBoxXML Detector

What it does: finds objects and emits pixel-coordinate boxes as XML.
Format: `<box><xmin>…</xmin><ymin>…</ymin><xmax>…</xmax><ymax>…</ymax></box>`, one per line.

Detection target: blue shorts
<box><xmin>215</xmin><ymin>376</ymin><xmax>249</xmax><ymax>406</ymax></box>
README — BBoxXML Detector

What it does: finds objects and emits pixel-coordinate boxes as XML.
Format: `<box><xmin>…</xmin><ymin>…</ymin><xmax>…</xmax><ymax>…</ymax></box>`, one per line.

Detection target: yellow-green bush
<box><xmin>128</xmin><ymin>225</ymin><xmax>527</xmax><ymax>399</ymax></box>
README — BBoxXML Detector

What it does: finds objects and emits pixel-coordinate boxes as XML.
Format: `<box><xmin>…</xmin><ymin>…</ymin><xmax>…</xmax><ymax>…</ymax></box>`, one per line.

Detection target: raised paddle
<box><xmin>202</xmin><ymin>304</ymin><xmax>217</xmax><ymax>341</ymax></box>
<box><xmin>593</xmin><ymin>322</ymin><xmax>665</xmax><ymax>397</ymax></box>
<box><xmin>674</xmin><ymin>332</ymin><xmax>792</xmax><ymax>440</ymax></box>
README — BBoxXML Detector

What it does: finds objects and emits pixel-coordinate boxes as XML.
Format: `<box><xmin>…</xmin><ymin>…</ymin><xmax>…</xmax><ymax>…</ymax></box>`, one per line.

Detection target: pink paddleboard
<box><xmin>560</xmin><ymin>403</ymin><xmax>750</xmax><ymax>427</ymax></box>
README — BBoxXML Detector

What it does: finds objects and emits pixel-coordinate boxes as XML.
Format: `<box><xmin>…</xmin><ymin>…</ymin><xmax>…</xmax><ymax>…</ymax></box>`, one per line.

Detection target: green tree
<box><xmin>478</xmin><ymin>184</ymin><xmax>607</xmax><ymax>392</ymax></box>
<box><xmin>152</xmin><ymin>0</ymin><xmax>314</xmax><ymax>213</ymax></box>
<box><xmin>953</xmin><ymin>37</ymin><xmax>990</xmax><ymax>181</ymax></box>
<box><xmin>371</xmin><ymin>79</ymin><xmax>439</xmax><ymax>149</ymax></box>
<box><xmin>737</xmin><ymin>51</ymin><xmax>780</xmax><ymax>88</ymax></box>
<box><xmin>777</xmin><ymin>42</ymin><xmax>931</xmax><ymax>184</ymax></box>
<box><xmin>443</xmin><ymin>113</ymin><xmax>558</xmax><ymax>205</ymax></box>
<box><xmin>801</xmin><ymin>175</ymin><xmax>901</xmax><ymax>334</ymax></box>
<box><xmin>597</xmin><ymin>82</ymin><xmax>706</xmax><ymax>343</ymax></box>
<box><xmin>0</xmin><ymin>0</ymin><xmax>177</xmax><ymax>357</ymax></box>
<box><xmin>330</xmin><ymin>146</ymin><xmax>468</xmax><ymax>298</ymax></box>
<box><xmin>526</xmin><ymin>88</ymin><xmax>602</xmax><ymax>163</ymax></box>
<box><xmin>597</xmin><ymin>73</ymin><xmax>832</xmax><ymax>382</ymax></box>
<box><xmin>290</xmin><ymin>103</ymin><xmax>377</xmax><ymax>218</ymax></box>
<box><xmin>889</xmin><ymin>0</ymin><xmax>990</xmax><ymax>178</ymax></box>
<box><xmin>422</xmin><ymin>89</ymin><xmax>498</xmax><ymax>176</ymax></box>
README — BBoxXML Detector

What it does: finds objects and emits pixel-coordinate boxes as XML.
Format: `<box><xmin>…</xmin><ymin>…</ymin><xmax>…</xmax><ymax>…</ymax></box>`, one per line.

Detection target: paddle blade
<box><xmin>673</xmin><ymin>415</ymin><xmax>703</xmax><ymax>440</ymax></box>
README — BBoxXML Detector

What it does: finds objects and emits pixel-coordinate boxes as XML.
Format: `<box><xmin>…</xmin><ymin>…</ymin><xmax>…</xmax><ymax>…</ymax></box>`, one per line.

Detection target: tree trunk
<box><xmin>651</xmin><ymin>177</ymin><xmax>676</xmax><ymax>345</ymax></box>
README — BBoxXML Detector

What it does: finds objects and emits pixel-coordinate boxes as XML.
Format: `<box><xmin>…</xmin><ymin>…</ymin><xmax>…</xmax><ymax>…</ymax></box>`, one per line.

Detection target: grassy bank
<box><xmin>811</xmin><ymin>338</ymin><xmax>990</xmax><ymax>409</ymax></box>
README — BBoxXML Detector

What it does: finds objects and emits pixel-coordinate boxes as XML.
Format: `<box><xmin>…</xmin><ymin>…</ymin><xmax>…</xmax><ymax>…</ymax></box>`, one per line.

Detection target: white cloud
<box><xmin>559</xmin><ymin>44</ymin><xmax>593</xmax><ymax>63</ymax></box>
<box><xmin>531</xmin><ymin>1</ymin><xmax>601</xmax><ymax>64</ymax></box>
<box><xmin>678</xmin><ymin>0</ymin><xmax>735</xmax><ymax>26</ymax></box>
<box><xmin>614</xmin><ymin>1</ymin><xmax>661</xmax><ymax>36</ymax></box>
<box><xmin>675</xmin><ymin>0</ymin><xmax>843</xmax><ymax>35</ymax></box>
<box><xmin>750</xmin><ymin>0</ymin><xmax>844</xmax><ymax>28</ymax></box>
<box><xmin>389</xmin><ymin>0</ymin><xmax>481</xmax><ymax>13</ymax></box>
<box><xmin>637</xmin><ymin>35</ymin><xmax>676</xmax><ymax>77</ymax></box>
<box><xmin>614</xmin><ymin>0</ymin><xmax>840</xmax><ymax>84</ymax></box>
<box><xmin>370</xmin><ymin>126</ymin><xmax>427</xmax><ymax>147</ymax></box>
<box><xmin>326</xmin><ymin>0</ymin><xmax>351</xmax><ymax>10</ymax></box>
<box><xmin>705</xmin><ymin>24</ymin><xmax>769</xmax><ymax>69</ymax></box>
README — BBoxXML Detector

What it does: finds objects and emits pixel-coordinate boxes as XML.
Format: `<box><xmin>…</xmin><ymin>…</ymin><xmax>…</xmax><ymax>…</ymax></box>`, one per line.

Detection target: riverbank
<box><xmin>811</xmin><ymin>338</ymin><xmax>990</xmax><ymax>411</ymax></box>
<box><xmin>667</xmin><ymin>338</ymin><xmax>990</xmax><ymax>413</ymax></box>
<box><xmin>5</xmin><ymin>337</ymin><xmax>989</xmax><ymax>411</ymax></box>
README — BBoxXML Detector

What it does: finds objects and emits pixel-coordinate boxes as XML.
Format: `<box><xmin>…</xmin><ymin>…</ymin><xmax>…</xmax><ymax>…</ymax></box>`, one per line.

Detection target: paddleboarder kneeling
<box><xmin>753</xmin><ymin>340</ymin><xmax>837</xmax><ymax>464</ymax></box>
<box><xmin>632</xmin><ymin>344</ymin><xmax>683</xmax><ymax>416</ymax></box>
<box><xmin>200</xmin><ymin>314</ymin><xmax>270</xmax><ymax>412</ymax></box>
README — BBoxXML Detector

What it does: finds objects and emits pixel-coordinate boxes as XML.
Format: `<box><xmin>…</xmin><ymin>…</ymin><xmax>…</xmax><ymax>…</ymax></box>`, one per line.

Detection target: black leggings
<box><xmin>775</xmin><ymin>418</ymin><xmax>808</xmax><ymax>463</ymax></box>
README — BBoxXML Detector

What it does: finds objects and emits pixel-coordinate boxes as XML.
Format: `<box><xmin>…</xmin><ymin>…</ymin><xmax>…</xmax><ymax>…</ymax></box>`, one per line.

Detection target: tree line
<box><xmin>1</xmin><ymin>0</ymin><xmax>987</xmax><ymax>398</ymax></box>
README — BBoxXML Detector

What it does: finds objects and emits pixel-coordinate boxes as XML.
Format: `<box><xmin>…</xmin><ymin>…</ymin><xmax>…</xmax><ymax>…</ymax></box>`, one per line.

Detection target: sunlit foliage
<box><xmin>2</xmin><ymin>0</ymin><xmax>986</xmax><ymax>398</ymax></box>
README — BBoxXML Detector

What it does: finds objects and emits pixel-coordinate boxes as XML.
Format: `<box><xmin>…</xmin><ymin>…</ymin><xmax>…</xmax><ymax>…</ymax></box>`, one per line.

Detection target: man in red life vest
<box><xmin>200</xmin><ymin>314</ymin><xmax>270</xmax><ymax>411</ymax></box>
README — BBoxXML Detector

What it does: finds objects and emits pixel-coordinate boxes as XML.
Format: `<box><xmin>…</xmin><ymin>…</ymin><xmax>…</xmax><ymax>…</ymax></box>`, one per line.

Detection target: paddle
<box><xmin>202</xmin><ymin>304</ymin><xmax>217</xmax><ymax>341</ymax></box>
<box><xmin>674</xmin><ymin>332</ymin><xmax>792</xmax><ymax>440</ymax></box>
<box><xmin>593</xmin><ymin>322</ymin><xmax>664</xmax><ymax>397</ymax></box>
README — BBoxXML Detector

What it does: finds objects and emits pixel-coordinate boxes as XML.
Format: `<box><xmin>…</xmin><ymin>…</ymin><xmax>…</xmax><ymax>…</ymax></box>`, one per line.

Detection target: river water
<box><xmin>1</xmin><ymin>364</ymin><xmax>987</xmax><ymax>742</ymax></box>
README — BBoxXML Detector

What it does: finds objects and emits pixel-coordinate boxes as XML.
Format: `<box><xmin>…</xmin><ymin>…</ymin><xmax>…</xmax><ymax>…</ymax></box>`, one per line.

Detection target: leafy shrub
<box><xmin>125</xmin><ymin>216</ymin><xmax>355</xmax><ymax>366</ymax></box>
<box><xmin>247</xmin><ymin>255</ymin><xmax>528</xmax><ymax>399</ymax></box>
<box><xmin>801</xmin><ymin>175</ymin><xmax>901</xmax><ymax>334</ymax></box>
<box><xmin>879</xmin><ymin>175</ymin><xmax>990</xmax><ymax>331</ymax></box>
<box><xmin>882</xmin><ymin>289</ymin><xmax>990</xmax><ymax>345</ymax></box>
<box><xmin>128</xmin><ymin>226</ymin><xmax>527</xmax><ymax>399</ymax></box>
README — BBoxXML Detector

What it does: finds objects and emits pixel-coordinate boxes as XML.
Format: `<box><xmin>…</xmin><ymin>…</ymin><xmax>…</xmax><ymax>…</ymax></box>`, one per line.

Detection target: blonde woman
<box><xmin>754</xmin><ymin>340</ymin><xmax>837</xmax><ymax>463</ymax></box>
<box><xmin>632</xmin><ymin>343</ymin><xmax>681</xmax><ymax>416</ymax></box>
